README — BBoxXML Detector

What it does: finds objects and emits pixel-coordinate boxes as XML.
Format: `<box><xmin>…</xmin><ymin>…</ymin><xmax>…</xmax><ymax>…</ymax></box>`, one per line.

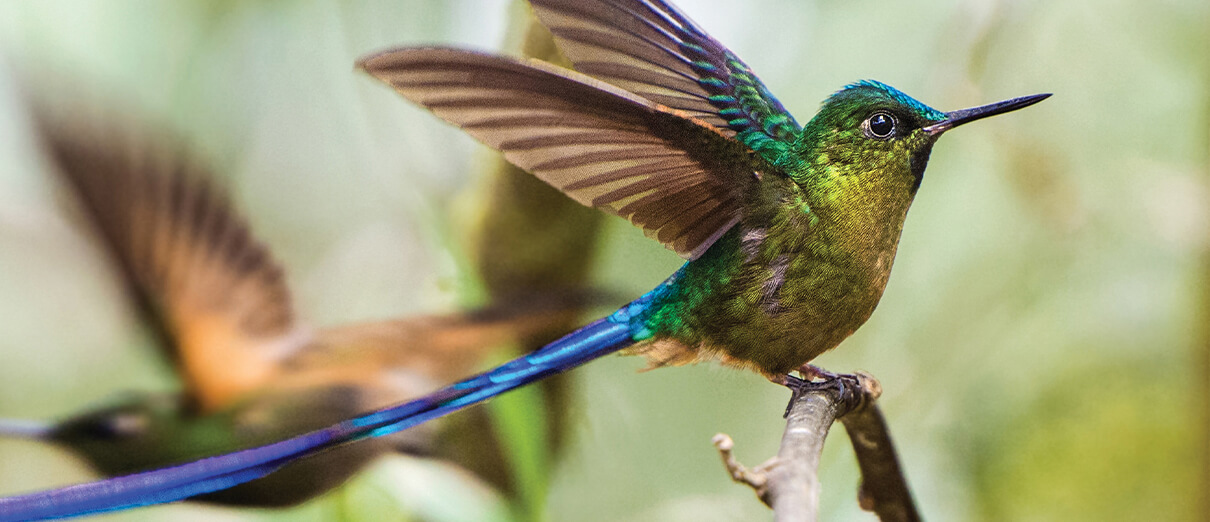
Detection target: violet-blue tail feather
<box><xmin>0</xmin><ymin>306</ymin><xmax>644</xmax><ymax>521</ymax></box>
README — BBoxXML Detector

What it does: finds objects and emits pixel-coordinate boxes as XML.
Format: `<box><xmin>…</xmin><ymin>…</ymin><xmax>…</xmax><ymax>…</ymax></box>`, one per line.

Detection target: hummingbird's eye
<box><xmin>864</xmin><ymin>112</ymin><xmax>896</xmax><ymax>139</ymax></box>
<box><xmin>86</xmin><ymin>413</ymin><xmax>148</xmax><ymax>440</ymax></box>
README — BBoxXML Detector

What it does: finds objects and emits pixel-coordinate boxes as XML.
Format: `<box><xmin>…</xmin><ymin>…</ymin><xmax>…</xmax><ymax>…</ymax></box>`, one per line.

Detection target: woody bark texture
<box><xmin>715</xmin><ymin>372</ymin><xmax>920</xmax><ymax>522</ymax></box>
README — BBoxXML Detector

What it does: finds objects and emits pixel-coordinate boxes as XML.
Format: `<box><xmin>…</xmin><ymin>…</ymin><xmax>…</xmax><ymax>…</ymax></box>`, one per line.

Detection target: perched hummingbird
<box><xmin>0</xmin><ymin>97</ymin><xmax>589</xmax><ymax>508</ymax></box>
<box><xmin>0</xmin><ymin>0</ymin><xmax>1048</xmax><ymax>519</ymax></box>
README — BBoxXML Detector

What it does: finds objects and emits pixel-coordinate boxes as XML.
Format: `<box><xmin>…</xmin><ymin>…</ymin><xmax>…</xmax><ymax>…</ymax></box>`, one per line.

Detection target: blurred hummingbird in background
<box><xmin>0</xmin><ymin>92</ymin><xmax>592</xmax><ymax>508</ymax></box>
<box><xmin>0</xmin><ymin>0</ymin><xmax>1048</xmax><ymax>518</ymax></box>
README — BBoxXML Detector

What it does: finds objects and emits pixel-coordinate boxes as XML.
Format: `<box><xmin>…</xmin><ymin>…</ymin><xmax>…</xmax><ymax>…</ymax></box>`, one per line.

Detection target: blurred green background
<box><xmin>0</xmin><ymin>0</ymin><xmax>1206</xmax><ymax>520</ymax></box>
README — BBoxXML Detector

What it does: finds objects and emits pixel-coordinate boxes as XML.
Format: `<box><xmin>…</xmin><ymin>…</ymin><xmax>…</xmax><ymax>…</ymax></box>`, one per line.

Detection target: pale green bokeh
<box><xmin>0</xmin><ymin>1</ymin><xmax>1206</xmax><ymax>521</ymax></box>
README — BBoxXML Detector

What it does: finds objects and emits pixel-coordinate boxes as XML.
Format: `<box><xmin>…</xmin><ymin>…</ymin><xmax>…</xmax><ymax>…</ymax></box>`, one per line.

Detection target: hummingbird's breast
<box><xmin>636</xmin><ymin>175</ymin><xmax>915</xmax><ymax>378</ymax></box>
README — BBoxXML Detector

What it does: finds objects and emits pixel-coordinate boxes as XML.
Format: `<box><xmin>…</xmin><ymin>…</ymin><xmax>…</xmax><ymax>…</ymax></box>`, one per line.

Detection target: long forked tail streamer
<box><xmin>0</xmin><ymin>314</ymin><xmax>636</xmax><ymax>521</ymax></box>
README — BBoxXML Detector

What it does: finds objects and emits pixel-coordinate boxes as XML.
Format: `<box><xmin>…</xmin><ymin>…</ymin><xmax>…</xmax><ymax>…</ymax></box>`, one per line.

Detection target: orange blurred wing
<box><xmin>36</xmin><ymin>106</ymin><xmax>309</xmax><ymax>412</ymax></box>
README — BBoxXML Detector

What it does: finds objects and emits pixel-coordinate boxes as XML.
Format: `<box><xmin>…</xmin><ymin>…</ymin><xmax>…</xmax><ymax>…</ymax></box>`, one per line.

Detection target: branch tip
<box><xmin>714</xmin><ymin>371</ymin><xmax>918</xmax><ymax>521</ymax></box>
<box><xmin>712</xmin><ymin>432</ymin><xmax>775</xmax><ymax>506</ymax></box>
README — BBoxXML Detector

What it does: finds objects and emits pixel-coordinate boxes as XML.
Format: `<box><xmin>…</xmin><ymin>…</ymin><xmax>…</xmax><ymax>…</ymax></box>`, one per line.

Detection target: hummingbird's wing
<box><xmin>359</xmin><ymin>48</ymin><xmax>769</xmax><ymax>259</ymax></box>
<box><xmin>36</xmin><ymin>106</ymin><xmax>309</xmax><ymax>412</ymax></box>
<box><xmin>529</xmin><ymin>0</ymin><xmax>801</xmax><ymax>157</ymax></box>
<box><xmin>296</xmin><ymin>292</ymin><xmax>598</xmax><ymax>392</ymax></box>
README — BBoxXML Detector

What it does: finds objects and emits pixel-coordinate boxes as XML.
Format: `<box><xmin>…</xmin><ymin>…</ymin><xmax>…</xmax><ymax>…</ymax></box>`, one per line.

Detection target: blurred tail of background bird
<box><xmin>0</xmin><ymin>83</ymin><xmax>607</xmax><ymax>508</ymax></box>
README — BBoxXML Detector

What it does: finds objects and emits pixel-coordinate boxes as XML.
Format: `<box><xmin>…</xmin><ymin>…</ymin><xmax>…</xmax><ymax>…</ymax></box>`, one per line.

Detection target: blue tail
<box><xmin>0</xmin><ymin>307</ymin><xmax>642</xmax><ymax>521</ymax></box>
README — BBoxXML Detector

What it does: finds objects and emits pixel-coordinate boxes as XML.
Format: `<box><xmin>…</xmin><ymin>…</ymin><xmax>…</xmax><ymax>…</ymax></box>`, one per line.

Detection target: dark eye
<box><xmin>865</xmin><ymin>112</ymin><xmax>896</xmax><ymax>139</ymax></box>
<box><xmin>84</xmin><ymin>413</ymin><xmax>148</xmax><ymax>440</ymax></box>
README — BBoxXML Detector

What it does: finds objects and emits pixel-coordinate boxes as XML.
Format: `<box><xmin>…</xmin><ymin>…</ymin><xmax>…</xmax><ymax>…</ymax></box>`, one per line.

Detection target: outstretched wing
<box><xmin>359</xmin><ymin>48</ymin><xmax>767</xmax><ymax>259</ymax></box>
<box><xmin>36</xmin><ymin>105</ymin><xmax>309</xmax><ymax>412</ymax></box>
<box><xmin>529</xmin><ymin>0</ymin><xmax>801</xmax><ymax>156</ymax></box>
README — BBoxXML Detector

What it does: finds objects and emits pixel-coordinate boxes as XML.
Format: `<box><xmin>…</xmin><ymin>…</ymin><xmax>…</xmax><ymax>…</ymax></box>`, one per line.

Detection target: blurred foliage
<box><xmin>0</xmin><ymin>0</ymin><xmax>1207</xmax><ymax>521</ymax></box>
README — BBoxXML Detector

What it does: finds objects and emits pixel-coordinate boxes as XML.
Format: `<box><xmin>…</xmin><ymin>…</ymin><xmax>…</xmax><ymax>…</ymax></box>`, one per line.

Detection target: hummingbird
<box><xmin>0</xmin><ymin>0</ymin><xmax>1048</xmax><ymax>518</ymax></box>
<box><xmin>0</xmin><ymin>94</ymin><xmax>590</xmax><ymax>508</ymax></box>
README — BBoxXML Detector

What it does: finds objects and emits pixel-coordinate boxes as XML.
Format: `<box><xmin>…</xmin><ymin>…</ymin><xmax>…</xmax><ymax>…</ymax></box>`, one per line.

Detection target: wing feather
<box><xmin>530</xmin><ymin>0</ymin><xmax>802</xmax><ymax>156</ymax></box>
<box><xmin>360</xmin><ymin>48</ymin><xmax>765</xmax><ymax>258</ymax></box>
<box><xmin>35</xmin><ymin>106</ymin><xmax>308</xmax><ymax>411</ymax></box>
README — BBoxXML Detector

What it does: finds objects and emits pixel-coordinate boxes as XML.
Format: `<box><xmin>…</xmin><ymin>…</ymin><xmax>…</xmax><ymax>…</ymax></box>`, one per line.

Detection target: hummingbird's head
<box><xmin>43</xmin><ymin>393</ymin><xmax>190</xmax><ymax>475</ymax></box>
<box><xmin>800</xmin><ymin>80</ymin><xmax>1049</xmax><ymax>193</ymax></box>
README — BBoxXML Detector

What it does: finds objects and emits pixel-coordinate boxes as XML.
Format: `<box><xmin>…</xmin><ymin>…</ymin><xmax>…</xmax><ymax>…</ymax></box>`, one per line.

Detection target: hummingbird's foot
<box><xmin>777</xmin><ymin>367</ymin><xmax>874</xmax><ymax>418</ymax></box>
<box><xmin>764</xmin><ymin>365</ymin><xmax>839</xmax><ymax>387</ymax></box>
<box><xmin>795</xmin><ymin>363</ymin><xmax>840</xmax><ymax>382</ymax></box>
<box><xmin>778</xmin><ymin>374</ymin><xmax>851</xmax><ymax>417</ymax></box>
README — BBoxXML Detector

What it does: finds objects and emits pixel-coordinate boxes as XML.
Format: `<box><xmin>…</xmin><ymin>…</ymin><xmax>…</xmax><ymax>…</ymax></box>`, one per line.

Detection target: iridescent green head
<box><xmin>799</xmin><ymin>80</ymin><xmax>1049</xmax><ymax>192</ymax></box>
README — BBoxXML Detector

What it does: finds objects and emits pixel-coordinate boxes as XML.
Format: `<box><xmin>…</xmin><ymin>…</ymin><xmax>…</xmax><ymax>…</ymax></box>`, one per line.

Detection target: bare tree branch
<box><xmin>715</xmin><ymin>372</ymin><xmax>919</xmax><ymax>522</ymax></box>
<box><xmin>839</xmin><ymin>374</ymin><xmax>920</xmax><ymax>522</ymax></box>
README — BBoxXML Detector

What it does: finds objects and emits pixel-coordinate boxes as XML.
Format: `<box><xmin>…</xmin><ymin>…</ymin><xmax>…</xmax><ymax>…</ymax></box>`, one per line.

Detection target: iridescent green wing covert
<box><xmin>359</xmin><ymin>49</ymin><xmax>771</xmax><ymax>259</ymax></box>
<box><xmin>529</xmin><ymin>0</ymin><xmax>801</xmax><ymax>159</ymax></box>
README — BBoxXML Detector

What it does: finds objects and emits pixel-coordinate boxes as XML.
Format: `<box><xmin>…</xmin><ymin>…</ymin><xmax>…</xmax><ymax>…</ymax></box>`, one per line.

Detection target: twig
<box><xmin>712</xmin><ymin>433</ymin><xmax>775</xmax><ymax>503</ymax></box>
<box><xmin>839</xmin><ymin>373</ymin><xmax>920</xmax><ymax>522</ymax></box>
<box><xmin>714</xmin><ymin>372</ymin><xmax>919</xmax><ymax>521</ymax></box>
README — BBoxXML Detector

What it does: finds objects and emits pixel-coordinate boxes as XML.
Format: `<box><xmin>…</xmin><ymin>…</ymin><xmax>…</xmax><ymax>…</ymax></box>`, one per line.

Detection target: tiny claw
<box><xmin>779</xmin><ymin>369</ymin><xmax>863</xmax><ymax>417</ymax></box>
<box><xmin>796</xmin><ymin>363</ymin><xmax>840</xmax><ymax>382</ymax></box>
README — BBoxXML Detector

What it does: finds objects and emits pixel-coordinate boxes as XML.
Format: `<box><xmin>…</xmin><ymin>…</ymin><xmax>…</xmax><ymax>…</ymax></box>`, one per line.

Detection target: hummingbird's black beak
<box><xmin>0</xmin><ymin>418</ymin><xmax>53</xmax><ymax>440</ymax></box>
<box><xmin>923</xmin><ymin>93</ymin><xmax>1051</xmax><ymax>135</ymax></box>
